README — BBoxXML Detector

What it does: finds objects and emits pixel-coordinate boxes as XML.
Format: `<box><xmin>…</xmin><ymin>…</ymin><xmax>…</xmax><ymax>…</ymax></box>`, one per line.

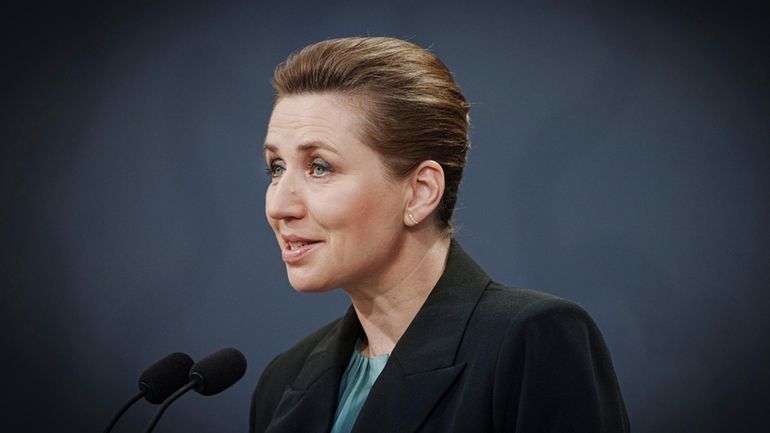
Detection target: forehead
<box><xmin>265</xmin><ymin>93</ymin><xmax>365</xmax><ymax>149</ymax></box>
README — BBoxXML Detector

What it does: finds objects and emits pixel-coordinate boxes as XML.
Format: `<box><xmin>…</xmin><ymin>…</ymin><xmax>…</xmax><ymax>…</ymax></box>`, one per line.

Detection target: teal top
<box><xmin>330</xmin><ymin>341</ymin><xmax>390</xmax><ymax>433</ymax></box>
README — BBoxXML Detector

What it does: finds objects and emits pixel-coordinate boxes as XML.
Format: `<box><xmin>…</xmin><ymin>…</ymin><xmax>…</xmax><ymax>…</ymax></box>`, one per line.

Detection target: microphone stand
<box><xmin>142</xmin><ymin>379</ymin><xmax>199</xmax><ymax>433</ymax></box>
<box><xmin>102</xmin><ymin>389</ymin><xmax>146</xmax><ymax>433</ymax></box>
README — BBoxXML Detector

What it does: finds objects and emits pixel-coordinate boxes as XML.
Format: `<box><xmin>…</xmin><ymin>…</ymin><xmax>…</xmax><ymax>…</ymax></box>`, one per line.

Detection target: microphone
<box><xmin>102</xmin><ymin>352</ymin><xmax>194</xmax><ymax>433</ymax></box>
<box><xmin>143</xmin><ymin>347</ymin><xmax>247</xmax><ymax>433</ymax></box>
<box><xmin>189</xmin><ymin>347</ymin><xmax>248</xmax><ymax>395</ymax></box>
<box><xmin>139</xmin><ymin>352</ymin><xmax>197</xmax><ymax>403</ymax></box>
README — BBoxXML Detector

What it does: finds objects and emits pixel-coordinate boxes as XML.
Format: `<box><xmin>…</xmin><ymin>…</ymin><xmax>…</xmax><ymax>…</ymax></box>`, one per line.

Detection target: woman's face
<box><xmin>264</xmin><ymin>93</ymin><xmax>409</xmax><ymax>293</ymax></box>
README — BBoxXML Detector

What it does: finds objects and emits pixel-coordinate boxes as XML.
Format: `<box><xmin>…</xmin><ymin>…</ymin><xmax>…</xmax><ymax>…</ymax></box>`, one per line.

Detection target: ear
<box><xmin>403</xmin><ymin>160</ymin><xmax>445</xmax><ymax>227</ymax></box>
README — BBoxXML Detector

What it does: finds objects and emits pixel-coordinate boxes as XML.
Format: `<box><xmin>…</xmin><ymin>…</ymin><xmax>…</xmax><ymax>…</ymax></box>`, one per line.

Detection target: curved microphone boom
<box><xmin>102</xmin><ymin>352</ymin><xmax>194</xmax><ymax>433</ymax></box>
<box><xmin>143</xmin><ymin>347</ymin><xmax>248</xmax><ymax>433</ymax></box>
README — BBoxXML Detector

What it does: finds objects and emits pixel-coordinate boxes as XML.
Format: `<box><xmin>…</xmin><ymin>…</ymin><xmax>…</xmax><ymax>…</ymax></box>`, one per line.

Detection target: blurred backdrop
<box><xmin>2</xmin><ymin>0</ymin><xmax>769</xmax><ymax>432</ymax></box>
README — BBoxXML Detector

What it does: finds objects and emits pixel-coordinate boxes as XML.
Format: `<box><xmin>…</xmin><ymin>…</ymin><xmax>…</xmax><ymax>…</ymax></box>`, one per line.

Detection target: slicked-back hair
<box><xmin>272</xmin><ymin>36</ymin><xmax>470</xmax><ymax>232</ymax></box>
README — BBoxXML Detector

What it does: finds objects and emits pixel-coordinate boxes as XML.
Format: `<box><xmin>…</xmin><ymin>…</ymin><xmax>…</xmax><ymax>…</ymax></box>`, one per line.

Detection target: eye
<box><xmin>308</xmin><ymin>158</ymin><xmax>334</xmax><ymax>177</ymax></box>
<box><xmin>266</xmin><ymin>160</ymin><xmax>286</xmax><ymax>178</ymax></box>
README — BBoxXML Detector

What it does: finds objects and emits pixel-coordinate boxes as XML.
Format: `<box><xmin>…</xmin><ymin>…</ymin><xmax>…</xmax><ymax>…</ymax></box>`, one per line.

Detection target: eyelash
<box><xmin>265</xmin><ymin>158</ymin><xmax>334</xmax><ymax>179</ymax></box>
<box><xmin>307</xmin><ymin>158</ymin><xmax>334</xmax><ymax>177</ymax></box>
<box><xmin>265</xmin><ymin>160</ymin><xmax>284</xmax><ymax>178</ymax></box>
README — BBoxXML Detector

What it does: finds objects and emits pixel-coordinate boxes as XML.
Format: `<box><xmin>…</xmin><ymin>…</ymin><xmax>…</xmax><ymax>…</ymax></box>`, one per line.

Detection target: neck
<box><xmin>346</xmin><ymin>234</ymin><xmax>450</xmax><ymax>357</ymax></box>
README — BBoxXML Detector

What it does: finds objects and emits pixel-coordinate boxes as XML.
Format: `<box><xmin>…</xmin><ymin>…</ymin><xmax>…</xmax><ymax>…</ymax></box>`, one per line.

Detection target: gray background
<box><xmin>2</xmin><ymin>1</ymin><xmax>769</xmax><ymax>432</ymax></box>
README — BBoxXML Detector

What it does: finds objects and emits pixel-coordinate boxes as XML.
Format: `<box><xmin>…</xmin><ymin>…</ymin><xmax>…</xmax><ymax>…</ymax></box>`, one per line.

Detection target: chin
<box><xmin>287</xmin><ymin>271</ymin><xmax>335</xmax><ymax>293</ymax></box>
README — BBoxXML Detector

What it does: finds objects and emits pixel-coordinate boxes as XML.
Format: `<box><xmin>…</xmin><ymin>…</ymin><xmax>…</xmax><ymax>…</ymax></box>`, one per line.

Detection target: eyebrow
<box><xmin>263</xmin><ymin>141</ymin><xmax>339</xmax><ymax>155</ymax></box>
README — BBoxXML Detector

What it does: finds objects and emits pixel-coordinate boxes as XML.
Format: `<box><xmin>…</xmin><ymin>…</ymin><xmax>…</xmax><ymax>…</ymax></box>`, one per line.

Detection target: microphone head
<box><xmin>189</xmin><ymin>347</ymin><xmax>247</xmax><ymax>396</ymax></box>
<box><xmin>138</xmin><ymin>352</ymin><xmax>195</xmax><ymax>404</ymax></box>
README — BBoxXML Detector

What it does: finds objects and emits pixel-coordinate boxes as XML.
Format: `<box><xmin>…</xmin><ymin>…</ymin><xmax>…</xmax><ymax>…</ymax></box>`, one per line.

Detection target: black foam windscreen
<box><xmin>138</xmin><ymin>352</ymin><xmax>195</xmax><ymax>404</ymax></box>
<box><xmin>189</xmin><ymin>347</ymin><xmax>247</xmax><ymax>396</ymax></box>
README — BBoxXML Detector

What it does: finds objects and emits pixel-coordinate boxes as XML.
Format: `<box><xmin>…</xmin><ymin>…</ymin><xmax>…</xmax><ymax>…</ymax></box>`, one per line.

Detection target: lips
<box><xmin>287</xmin><ymin>241</ymin><xmax>313</xmax><ymax>250</ymax></box>
<box><xmin>281</xmin><ymin>236</ymin><xmax>321</xmax><ymax>264</ymax></box>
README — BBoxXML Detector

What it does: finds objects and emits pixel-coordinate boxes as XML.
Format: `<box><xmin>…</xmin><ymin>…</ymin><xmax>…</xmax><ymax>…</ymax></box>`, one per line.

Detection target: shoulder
<box><xmin>479</xmin><ymin>282</ymin><xmax>611</xmax><ymax>370</ymax></box>
<box><xmin>473</xmin><ymin>284</ymin><xmax>629</xmax><ymax>432</ymax></box>
<box><xmin>460</xmin><ymin>281</ymin><xmax>606</xmax><ymax>381</ymax></box>
<box><xmin>473</xmin><ymin>281</ymin><xmax>596</xmax><ymax>336</ymax></box>
<box><xmin>464</xmin><ymin>282</ymin><xmax>616</xmax><ymax>391</ymax></box>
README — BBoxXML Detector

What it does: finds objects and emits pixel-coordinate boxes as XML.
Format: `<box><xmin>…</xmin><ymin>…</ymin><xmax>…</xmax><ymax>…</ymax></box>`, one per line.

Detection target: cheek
<box><xmin>306</xmin><ymin>191</ymin><xmax>361</xmax><ymax>230</ymax></box>
<box><xmin>333</xmin><ymin>184</ymin><xmax>402</xmax><ymax>229</ymax></box>
<box><xmin>309</xmin><ymin>195</ymin><xmax>354</xmax><ymax>229</ymax></box>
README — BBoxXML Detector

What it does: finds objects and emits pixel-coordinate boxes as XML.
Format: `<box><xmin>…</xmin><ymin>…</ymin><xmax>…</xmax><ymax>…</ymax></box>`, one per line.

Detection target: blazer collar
<box><xmin>265</xmin><ymin>239</ymin><xmax>491</xmax><ymax>433</ymax></box>
<box><xmin>290</xmin><ymin>306</ymin><xmax>361</xmax><ymax>391</ymax></box>
<box><xmin>388</xmin><ymin>239</ymin><xmax>491</xmax><ymax>373</ymax></box>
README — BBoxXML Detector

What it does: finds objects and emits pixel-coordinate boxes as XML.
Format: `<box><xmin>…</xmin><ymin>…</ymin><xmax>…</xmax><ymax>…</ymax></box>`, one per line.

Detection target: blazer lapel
<box><xmin>265</xmin><ymin>308</ymin><xmax>361</xmax><ymax>433</ymax></box>
<box><xmin>351</xmin><ymin>359</ymin><xmax>467</xmax><ymax>433</ymax></box>
<box><xmin>351</xmin><ymin>240</ymin><xmax>491</xmax><ymax>433</ymax></box>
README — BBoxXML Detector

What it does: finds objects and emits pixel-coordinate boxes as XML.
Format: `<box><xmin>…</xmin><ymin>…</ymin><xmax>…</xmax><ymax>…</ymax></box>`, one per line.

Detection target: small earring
<box><xmin>407</xmin><ymin>213</ymin><xmax>419</xmax><ymax>225</ymax></box>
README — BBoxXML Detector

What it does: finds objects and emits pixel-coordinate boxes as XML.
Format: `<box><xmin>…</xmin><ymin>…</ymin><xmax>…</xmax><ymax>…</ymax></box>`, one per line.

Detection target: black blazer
<box><xmin>250</xmin><ymin>241</ymin><xmax>629</xmax><ymax>433</ymax></box>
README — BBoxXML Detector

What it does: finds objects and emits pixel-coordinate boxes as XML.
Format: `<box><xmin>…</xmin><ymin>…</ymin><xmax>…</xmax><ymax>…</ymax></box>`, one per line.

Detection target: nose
<box><xmin>265</xmin><ymin>171</ymin><xmax>306</xmax><ymax>222</ymax></box>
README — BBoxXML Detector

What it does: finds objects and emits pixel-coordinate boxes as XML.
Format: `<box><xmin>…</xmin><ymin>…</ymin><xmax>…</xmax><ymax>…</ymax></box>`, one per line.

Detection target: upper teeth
<box><xmin>289</xmin><ymin>242</ymin><xmax>306</xmax><ymax>250</ymax></box>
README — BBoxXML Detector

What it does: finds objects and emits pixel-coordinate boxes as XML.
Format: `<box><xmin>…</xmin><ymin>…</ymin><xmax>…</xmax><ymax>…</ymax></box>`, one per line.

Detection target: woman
<box><xmin>251</xmin><ymin>37</ymin><xmax>629</xmax><ymax>433</ymax></box>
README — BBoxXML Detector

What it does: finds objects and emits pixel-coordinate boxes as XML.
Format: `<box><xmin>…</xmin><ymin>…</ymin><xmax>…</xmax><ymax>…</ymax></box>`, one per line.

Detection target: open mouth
<box><xmin>286</xmin><ymin>240</ymin><xmax>319</xmax><ymax>251</ymax></box>
<box><xmin>282</xmin><ymin>240</ymin><xmax>320</xmax><ymax>264</ymax></box>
